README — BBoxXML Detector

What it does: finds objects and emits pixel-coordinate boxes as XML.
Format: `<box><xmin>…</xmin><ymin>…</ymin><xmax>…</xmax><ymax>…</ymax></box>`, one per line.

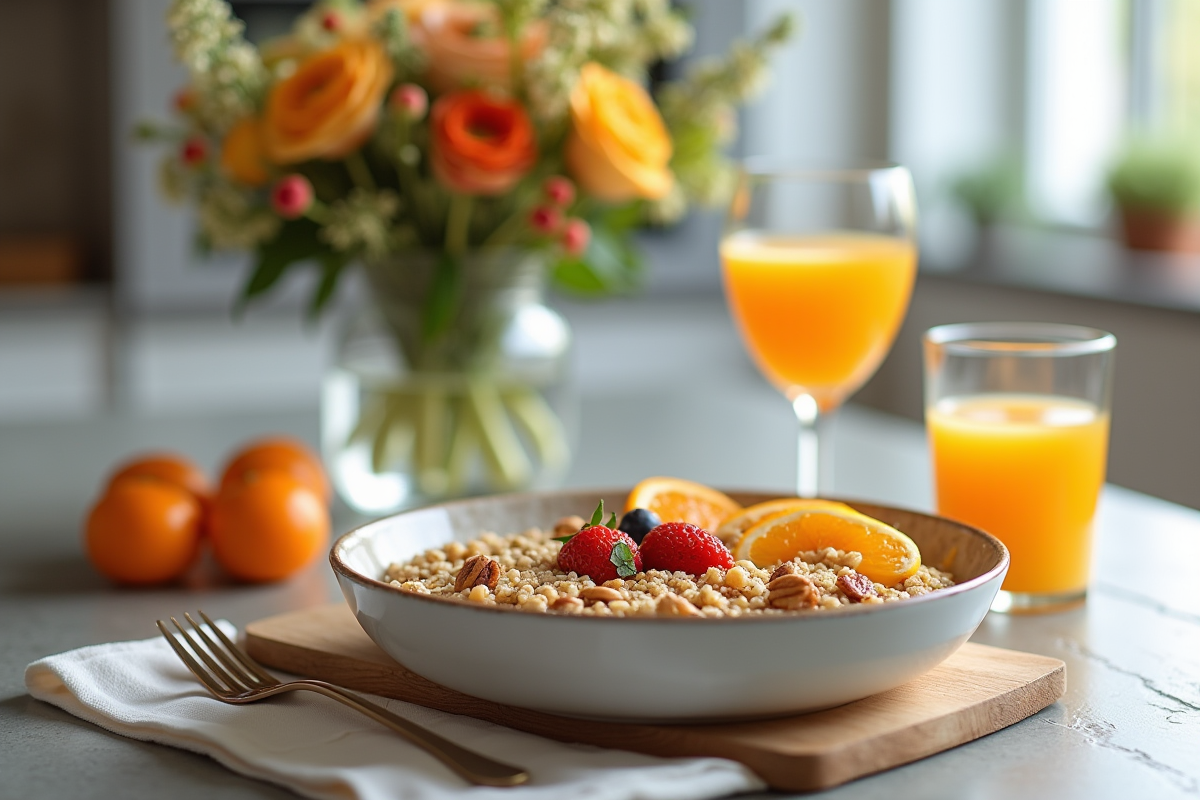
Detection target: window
<box><xmin>893</xmin><ymin>0</ymin><xmax>1200</xmax><ymax>234</ymax></box>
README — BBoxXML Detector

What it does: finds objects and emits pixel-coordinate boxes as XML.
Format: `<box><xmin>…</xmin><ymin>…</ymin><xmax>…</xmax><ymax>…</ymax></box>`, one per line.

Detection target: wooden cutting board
<box><xmin>245</xmin><ymin>604</ymin><xmax>1065</xmax><ymax>792</ymax></box>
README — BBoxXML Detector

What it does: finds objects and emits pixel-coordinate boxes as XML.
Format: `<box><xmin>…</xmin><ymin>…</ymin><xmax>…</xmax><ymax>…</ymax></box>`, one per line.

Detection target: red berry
<box><xmin>529</xmin><ymin>205</ymin><xmax>563</xmax><ymax>233</ymax></box>
<box><xmin>561</xmin><ymin>218</ymin><xmax>590</xmax><ymax>256</ymax></box>
<box><xmin>321</xmin><ymin>11</ymin><xmax>341</xmax><ymax>31</ymax></box>
<box><xmin>271</xmin><ymin>174</ymin><xmax>314</xmax><ymax>219</ymax></box>
<box><xmin>181</xmin><ymin>137</ymin><xmax>207</xmax><ymax>166</ymax></box>
<box><xmin>558</xmin><ymin>525</ymin><xmax>642</xmax><ymax>582</ymax></box>
<box><xmin>543</xmin><ymin>175</ymin><xmax>575</xmax><ymax>207</ymax></box>
<box><xmin>389</xmin><ymin>83</ymin><xmax>428</xmax><ymax>121</ymax></box>
<box><xmin>639</xmin><ymin>522</ymin><xmax>733</xmax><ymax>575</ymax></box>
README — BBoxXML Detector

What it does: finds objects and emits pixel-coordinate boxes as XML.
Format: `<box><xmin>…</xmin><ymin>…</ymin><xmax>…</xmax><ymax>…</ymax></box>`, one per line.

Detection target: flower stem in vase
<box><xmin>445</xmin><ymin>193</ymin><xmax>473</xmax><ymax>256</ymax></box>
<box><xmin>415</xmin><ymin>384</ymin><xmax>450</xmax><ymax>495</ymax></box>
<box><xmin>371</xmin><ymin>392</ymin><xmax>416</xmax><ymax>474</ymax></box>
<box><xmin>445</xmin><ymin>394</ymin><xmax>481</xmax><ymax>495</ymax></box>
<box><xmin>345</xmin><ymin>150</ymin><xmax>377</xmax><ymax>190</ymax></box>
<box><xmin>466</xmin><ymin>378</ymin><xmax>532</xmax><ymax>490</ymax></box>
<box><xmin>503</xmin><ymin>387</ymin><xmax>569</xmax><ymax>473</ymax></box>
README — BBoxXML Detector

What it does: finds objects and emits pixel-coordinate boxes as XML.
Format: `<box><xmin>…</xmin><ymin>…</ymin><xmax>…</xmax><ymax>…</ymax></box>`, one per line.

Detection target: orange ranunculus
<box><xmin>220</xmin><ymin>117</ymin><xmax>270</xmax><ymax>186</ymax></box>
<box><xmin>262</xmin><ymin>39</ymin><xmax>393</xmax><ymax>164</ymax></box>
<box><xmin>565</xmin><ymin>62</ymin><xmax>674</xmax><ymax>202</ymax></box>
<box><xmin>429</xmin><ymin>90</ymin><xmax>536</xmax><ymax>195</ymax></box>
<box><xmin>417</xmin><ymin>4</ymin><xmax>547</xmax><ymax>93</ymax></box>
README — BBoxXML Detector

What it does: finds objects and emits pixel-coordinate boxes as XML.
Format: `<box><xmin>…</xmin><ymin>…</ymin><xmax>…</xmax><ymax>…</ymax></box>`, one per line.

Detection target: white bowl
<box><xmin>331</xmin><ymin>489</ymin><xmax>1008</xmax><ymax>722</ymax></box>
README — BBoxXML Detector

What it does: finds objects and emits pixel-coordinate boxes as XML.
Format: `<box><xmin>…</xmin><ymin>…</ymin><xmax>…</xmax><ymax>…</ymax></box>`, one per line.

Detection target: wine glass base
<box><xmin>990</xmin><ymin>588</ymin><xmax>1086</xmax><ymax>615</ymax></box>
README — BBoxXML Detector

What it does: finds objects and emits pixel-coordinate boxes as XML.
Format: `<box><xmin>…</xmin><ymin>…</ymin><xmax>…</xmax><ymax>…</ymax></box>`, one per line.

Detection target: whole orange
<box><xmin>108</xmin><ymin>452</ymin><xmax>214</xmax><ymax>531</ymax></box>
<box><xmin>210</xmin><ymin>470</ymin><xmax>329</xmax><ymax>582</ymax></box>
<box><xmin>85</xmin><ymin>478</ymin><xmax>202</xmax><ymax>585</ymax></box>
<box><xmin>107</xmin><ymin>452</ymin><xmax>211</xmax><ymax>499</ymax></box>
<box><xmin>219</xmin><ymin>437</ymin><xmax>329</xmax><ymax>504</ymax></box>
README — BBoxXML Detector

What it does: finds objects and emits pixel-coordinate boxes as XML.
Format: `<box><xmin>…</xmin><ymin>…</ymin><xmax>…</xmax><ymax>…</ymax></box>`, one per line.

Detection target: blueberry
<box><xmin>618</xmin><ymin>508</ymin><xmax>661</xmax><ymax>544</ymax></box>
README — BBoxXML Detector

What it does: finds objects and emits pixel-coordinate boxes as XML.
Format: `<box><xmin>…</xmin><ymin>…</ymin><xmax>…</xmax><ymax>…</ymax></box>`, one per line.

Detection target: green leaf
<box><xmin>421</xmin><ymin>251</ymin><xmax>461</xmax><ymax>342</ymax></box>
<box><xmin>551</xmin><ymin>226</ymin><xmax>643</xmax><ymax>297</ymax></box>
<box><xmin>551</xmin><ymin>257</ymin><xmax>608</xmax><ymax>295</ymax></box>
<box><xmin>552</xmin><ymin>534</ymin><xmax>576</xmax><ymax>544</ymax></box>
<box><xmin>307</xmin><ymin>251</ymin><xmax>350</xmax><ymax>320</ymax></box>
<box><xmin>587</xmin><ymin>499</ymin><xmax>605</xmax><ymax>528</ymax></box>
<box><xmin>237</xmin><ymin>218</ymin><xmax>325</xmax><ymax>315</ymax></box>
<box><xmin>598</xmin><ymin>201</ymin><xmax>645</xmax><ymax>233</ymax></box>
<box><xmin>610</xmin><ymin>541</ymin><xmax>637</xmax><ymax>578</ymax></box>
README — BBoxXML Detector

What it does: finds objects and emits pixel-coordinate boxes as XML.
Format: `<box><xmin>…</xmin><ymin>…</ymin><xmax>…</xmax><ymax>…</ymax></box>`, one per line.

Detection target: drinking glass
<box><xmin>720</xmin><ymin>161</ymin><xmax>918</xmax><ymax>497</ymax></box>
<box><xmin>923</xmin><ymin>322</ymin><xmax>1116</xmax><ymax>613</ymax></box>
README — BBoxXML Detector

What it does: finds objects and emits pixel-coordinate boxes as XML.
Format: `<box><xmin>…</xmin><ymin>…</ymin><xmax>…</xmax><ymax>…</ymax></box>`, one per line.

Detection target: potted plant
<box><xmin>1107</xmin><ymin>139</ymin><xmax>1200</xmax><ymax>253</ymax></box>
<box><xmin>142</xmin><ymin>0</ymin><xmax>793</xmax><ymax>511</ymax></box>
<box><xmin>949</xmin><ymin>153</ymin><xmax>1025</xmax><ymax>230</ymax></box>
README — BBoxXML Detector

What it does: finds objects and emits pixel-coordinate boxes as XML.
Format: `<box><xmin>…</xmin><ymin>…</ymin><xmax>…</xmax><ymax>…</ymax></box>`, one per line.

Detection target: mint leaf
<box><xmin>610</xmin><ymin>542</ymin><xmax>637</xmax><ymax>578</ymax></box>
<box><xmin>586</xmin><ymin>500</ymin><xmax>605</xmax><ymax>529</ymax></box>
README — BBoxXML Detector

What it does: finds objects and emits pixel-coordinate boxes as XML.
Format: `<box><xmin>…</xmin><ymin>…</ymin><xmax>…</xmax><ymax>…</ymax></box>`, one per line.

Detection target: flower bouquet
<box><xmin>146</xmin><ymin>0</ymin><xmax>792</xmax><ymax>510</ymax></box>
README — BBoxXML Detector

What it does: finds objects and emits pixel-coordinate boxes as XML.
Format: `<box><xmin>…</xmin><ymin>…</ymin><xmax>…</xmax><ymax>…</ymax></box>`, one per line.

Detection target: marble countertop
<box><xmin>1</xmin><ymin>300</ymin><xmax>1197</xmax><ymax>799</ymax></box>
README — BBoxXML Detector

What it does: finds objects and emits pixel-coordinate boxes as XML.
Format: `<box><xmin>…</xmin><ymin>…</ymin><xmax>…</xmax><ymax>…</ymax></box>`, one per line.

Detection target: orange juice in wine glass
<box><xmin>720</xmin><ymin>162</ymin><xmax>918</xmax><ymax>498</ymax></box>
<box><xmin>720</xmin><ymin>231</ymin><xmax>917</xmax><ymax>410</ymax></box>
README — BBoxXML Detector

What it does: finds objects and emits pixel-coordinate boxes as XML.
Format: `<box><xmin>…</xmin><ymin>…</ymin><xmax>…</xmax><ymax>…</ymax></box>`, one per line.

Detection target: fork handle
<box><xmin>270</xmin><ymin>679</ymin><xmax>529</xmax><ymax>787</ymax></box>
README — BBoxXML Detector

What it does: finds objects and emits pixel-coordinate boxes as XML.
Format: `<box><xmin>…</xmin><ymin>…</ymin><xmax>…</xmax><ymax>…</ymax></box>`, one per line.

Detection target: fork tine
<box><xmin>169</xmin><ymin>617</ymin><xmax>252</xmax><ymax>694</ymax></box>
<box><xmin>156</xmin><ymin>620</ymin><xmax>229</xmax><ymax>696</ymax></box>
<box><xmin>183</xmin><ymin>613</ymin><xmax>263</xmax><ymax>689</ymax></box>
<box><xmin>198</xmin><ymin>609</ymin><xmax>277</xmax><ymax>685</ymax></box>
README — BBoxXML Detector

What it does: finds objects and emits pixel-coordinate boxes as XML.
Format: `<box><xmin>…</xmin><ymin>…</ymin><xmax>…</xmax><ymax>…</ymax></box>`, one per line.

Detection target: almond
<box><xmin>579</xmin><ymin>586</ymin><xmax>622</xmax><ymax>604</ymax></box>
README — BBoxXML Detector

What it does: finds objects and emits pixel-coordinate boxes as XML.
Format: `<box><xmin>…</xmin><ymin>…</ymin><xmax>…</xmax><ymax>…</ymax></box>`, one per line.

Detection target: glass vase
<box><xmin>322</xmin><ymin>249</ymin><xmax>576</xmax><ymax>514</ymax></box>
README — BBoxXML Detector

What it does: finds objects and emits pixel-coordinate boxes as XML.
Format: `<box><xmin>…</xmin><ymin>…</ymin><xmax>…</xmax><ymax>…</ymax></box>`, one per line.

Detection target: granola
<box><xmin>383</xmin><ymin>527</ymin><xmax>954</xmax><ymax>617</ymax></box>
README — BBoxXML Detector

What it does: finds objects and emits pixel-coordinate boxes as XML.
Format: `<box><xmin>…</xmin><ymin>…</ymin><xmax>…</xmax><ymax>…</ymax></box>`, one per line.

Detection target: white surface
<box><xmin>333</xmin><ymin>490</ymin><xmax>1004</xmax><ymax>721</ymax></box>
<box><xmin>25</xmin><ymin>621</ymin><xmax>761</xmax><ymax>800</ymax></box>
<box><xmin>0</xmin><ymin>304</ymin><xmax>107</xmax><ymax>419</ymax></box>
<box><xmin>117</xmin><ymin>314</ymin><xmax>333</xmax><ymax>414</ymax></box>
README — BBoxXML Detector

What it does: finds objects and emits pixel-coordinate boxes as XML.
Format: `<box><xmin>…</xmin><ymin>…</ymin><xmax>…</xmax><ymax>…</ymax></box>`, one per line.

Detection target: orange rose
<box><xmin>220</xmin><ymin>117</ymin><xmax>270</xmax><ymax>186</ymax></box>
<box><xmin>565</xmin><ymin>63</ymin><xmax>674</xmax><ymax>202</ymax></box>
<box><xmin>262</xmin><ymin>39</ymin><xmax>393</xmax><ymax>164</ymax></box>
<box><xmin>417</xmin><ymin>4</ymin><xmax>547</xmax><ymax>93</ymax></box>
<box><xmin>429</xmin><ymin>90</ymin><xmax>536</xmax><ymax>195</ymax></box>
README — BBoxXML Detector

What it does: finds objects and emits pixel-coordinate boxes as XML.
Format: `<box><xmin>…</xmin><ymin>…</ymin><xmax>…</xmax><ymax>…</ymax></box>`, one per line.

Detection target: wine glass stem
<box><xmin>793</xmin><ymin>394</ymin><xmax>821</xmax><ymax>498</ymax></box>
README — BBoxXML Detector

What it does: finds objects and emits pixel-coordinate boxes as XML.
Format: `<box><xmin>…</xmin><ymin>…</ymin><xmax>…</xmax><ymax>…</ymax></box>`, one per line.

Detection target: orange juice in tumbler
<box><xmin>720</xmin><ymin>232</ymin><xmax>916</xmax><ymax>409</ymax></box>
<box><xmin>927</xmin><ymin>394</ymin><xmax>1110</xmax><ymax>595</ymax></box>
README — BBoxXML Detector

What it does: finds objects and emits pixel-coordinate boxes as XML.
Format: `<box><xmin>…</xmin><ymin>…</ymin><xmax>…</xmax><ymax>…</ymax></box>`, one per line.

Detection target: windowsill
<box><xmin>920</xmin><ymin>224</ymin><xmax>1200</xmax><ymax>314</ymax></box>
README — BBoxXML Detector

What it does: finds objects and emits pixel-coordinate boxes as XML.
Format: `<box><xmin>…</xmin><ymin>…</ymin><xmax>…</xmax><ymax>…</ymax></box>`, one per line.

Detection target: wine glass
<box><xmin>720</xmin><ymin>160</ymin><xmax>918</xmax><ymax>497</ymax></box>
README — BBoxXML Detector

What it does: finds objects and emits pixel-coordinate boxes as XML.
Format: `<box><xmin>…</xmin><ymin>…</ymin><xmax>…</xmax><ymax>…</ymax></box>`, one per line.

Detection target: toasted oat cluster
<box><xmin>383</xmin><ymin>528</ymin><xmax>954</xmax><ymax>617</ymax></box>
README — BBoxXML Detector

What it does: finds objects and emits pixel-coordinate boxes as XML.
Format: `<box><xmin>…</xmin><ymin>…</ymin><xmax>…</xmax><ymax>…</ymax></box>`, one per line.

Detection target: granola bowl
<box><xmin>331</xmin><ymin>489</ymin><xmax>1008</xmax><ymax>722</ymax></box>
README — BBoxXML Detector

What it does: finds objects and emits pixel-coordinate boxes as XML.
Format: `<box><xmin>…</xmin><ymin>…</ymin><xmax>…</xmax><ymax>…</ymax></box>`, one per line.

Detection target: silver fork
<box><xmin>156</xmin><ymin>611</ymin><xmax>529</xmax><ymax>787</ymax></box>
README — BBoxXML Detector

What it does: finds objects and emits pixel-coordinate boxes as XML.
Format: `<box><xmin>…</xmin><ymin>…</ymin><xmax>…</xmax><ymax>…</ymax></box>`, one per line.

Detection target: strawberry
<box><xmin>557</xmin><ymin>500</ymin><xmax>642</xmax><ymax>582</ymax></box>
<box><xmin>639</xmin><ymin>522</ymin><xmax>734</xmax><ymax>574</ymax></box>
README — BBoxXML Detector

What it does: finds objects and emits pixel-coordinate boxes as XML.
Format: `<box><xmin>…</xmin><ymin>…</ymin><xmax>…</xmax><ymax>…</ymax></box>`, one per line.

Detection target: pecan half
<box><xmin>836</xmin><ymin>571</ymin><xmax>877</xmax><ymax>603</ymax></box>
<box><xmin>656</xmin><ymin>593</ymin><xmax>702</xmax><ymax>617</ymax></box>
<box><xmin>768</xmin><ymin>573</ymin><xmax>820</xmax><ymax>610</ymax></box>
<box><xmin>551</xmin><ymin>515</ymin><xmax>585</xmax><ymax>537</ymax></box>
<box><xmin>579</xmin><ymin>586</ymin><xmax>622</xmax><ymax>604</ymax></box>
<box><xmin>551</xmin><ymin>596</ymin><xmax>584</xmax><ymax>612</ymax></box>
<box><xmin>769</xmin><ymin>561</ymin><xmax>799</xmax><ymax>582</ymax></box>
<box><xmin>454</xmin><ymin>555</ymin><xmax>500</xmax><ymax>592</ymax></box>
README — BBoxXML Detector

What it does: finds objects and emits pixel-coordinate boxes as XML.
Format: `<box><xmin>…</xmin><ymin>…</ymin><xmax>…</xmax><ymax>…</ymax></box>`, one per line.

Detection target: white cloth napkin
<box><xmin>24</xmin><ymin>622</ymin><xmax>764</xmax><ymax>800</ymax></box>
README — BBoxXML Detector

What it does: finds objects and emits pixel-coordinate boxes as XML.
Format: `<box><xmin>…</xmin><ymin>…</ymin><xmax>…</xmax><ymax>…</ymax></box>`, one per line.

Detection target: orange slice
<box><xmin>625</xmin><ymin>477</ymin><xmax>742</xmax><ymax>532</ymax></box>
<box><xmin>734</xmin><ymin>508</ymin><xmax>921</xmax><ymax>585</ymax></box>
<box><xmin>714</xmin><ymin>498</ymin><xmax>860</xmax><ymax>548</ymax></box>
